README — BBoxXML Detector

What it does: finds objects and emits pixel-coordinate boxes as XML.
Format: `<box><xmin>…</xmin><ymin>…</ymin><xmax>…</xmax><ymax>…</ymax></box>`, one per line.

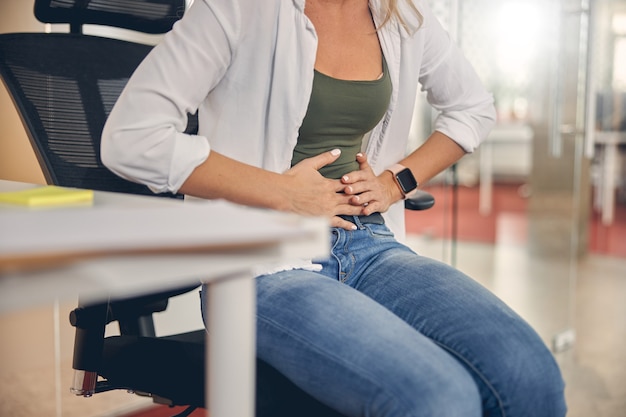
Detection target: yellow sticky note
<box><xmin>0</xmin><ymin>186</ymin><xmax>94</xmax><ymax>207</ymax></box>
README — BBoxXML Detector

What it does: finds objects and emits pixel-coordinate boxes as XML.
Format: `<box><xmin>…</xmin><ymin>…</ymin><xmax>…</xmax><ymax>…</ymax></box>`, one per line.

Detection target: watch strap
<box><xmin>386</xmin><ymin>164</ymin><xmax>418</xmax><ymax>199</ymax></box>
<box><xmin>386</xmin><ymin>163</ymin><xmax>406</xmax><ymax>176</ymax></box>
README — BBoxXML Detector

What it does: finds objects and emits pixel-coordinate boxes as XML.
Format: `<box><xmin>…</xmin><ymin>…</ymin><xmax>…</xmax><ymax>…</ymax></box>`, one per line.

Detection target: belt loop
<box><xmin>352</xmin><ymin>215</ymin><xmax>365</xmax><ymax>230</ymax></box>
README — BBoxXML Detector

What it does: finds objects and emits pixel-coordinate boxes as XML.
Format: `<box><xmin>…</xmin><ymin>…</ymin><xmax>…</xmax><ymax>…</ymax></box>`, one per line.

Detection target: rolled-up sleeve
<box><xmin>417</xmin><ymin>8</ymin><xmax>496</xmax><ymax>153</ymax></box>
<box><xmin>101</xmin><ymin>0</ymin><xmax>240</xmax><ymax>193</ymax></box>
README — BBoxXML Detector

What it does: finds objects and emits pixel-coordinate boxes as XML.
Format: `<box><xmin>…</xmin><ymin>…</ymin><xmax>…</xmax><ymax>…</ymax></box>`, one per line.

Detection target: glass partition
<box><xmin>408</xmin><ymin>0</ymin><xmax>600</xmax><ymax>353</ymax></box>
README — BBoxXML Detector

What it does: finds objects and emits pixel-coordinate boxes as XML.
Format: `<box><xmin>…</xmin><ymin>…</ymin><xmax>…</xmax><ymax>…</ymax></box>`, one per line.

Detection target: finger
<box><xmin>336</xmin><ymin>201</ymin><xmax>363</xmax><ymax>215</ymax></box>
<box><xmin>343</xmin><ymin>182</ymin><xmax>368</xmax><ymax>195</ymax></box>
<box><xmin>348</xmin><ymin>192</ymin><xmax>388</xmax><ymax>214</ymax></box>
<box><xmin>330</xmin><ymin>216</ymin><xmax>358</xmax><ymax>231</ymax></box>
<box><xmin>348</xmin><ymin>192</ymin><xmax>374</xmax><ymax>207</ymax></box>
<box><xmin>341</xmin><ymin>154</ymin><xmax>373</xmax><ymax>186</ymax></box>
<box><xmin>349</xmin><ymin>194</ymin><xmax>364</xmax><ymax>205</ymax></box>
<box><xmin>343</xmin><ymin>177</ymin><xmax>380</xmax><ymax>195</ymax></box>
<box><xmin>355</xmin><ymin>152</ymin><xmax>369</xmax><ymax>170</ymax></box>
<box><xmin>308</xmin><ymin>148</ymin><xmax>342</xmax><ymax>171</ymax></box>
<box><xmin>361</xmin><ymin>201</ymin><xmax>384</xmax><ymax>216</ymax></box>
<box><xmin>332</xmin><ymin>192</ymin><xmax>356</xmax><ymax>207</ymax></box>
<box><xmin>327</xmin><ymin>179</ymin><xmax>348</xmax><ymax>193</ymax></box>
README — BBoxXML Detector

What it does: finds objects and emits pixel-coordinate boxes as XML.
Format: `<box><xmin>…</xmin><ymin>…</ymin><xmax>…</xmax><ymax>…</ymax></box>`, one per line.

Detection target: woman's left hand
<box><xmin>341</xmin><ymin>153</ymin><xmax>404</xmax><ymax>216</ymax></box>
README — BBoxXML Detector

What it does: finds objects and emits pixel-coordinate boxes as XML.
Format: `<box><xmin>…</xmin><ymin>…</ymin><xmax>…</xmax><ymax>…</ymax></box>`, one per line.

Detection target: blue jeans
<box><xmin>205</xmin><ymin>222</ymin><xmax>566</xmax><ymax>417</ymax></box>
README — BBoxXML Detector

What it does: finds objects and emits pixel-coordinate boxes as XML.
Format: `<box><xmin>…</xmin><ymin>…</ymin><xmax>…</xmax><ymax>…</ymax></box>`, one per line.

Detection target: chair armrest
<box><xmin>404</xmin><ymin>190</ymin><xmax>435</xmax><ymax>211</ymax></box>
<box><xmin>68</xmin><ymin>283</ymin><xmax>201</xmax><ymax>396</ymax></box>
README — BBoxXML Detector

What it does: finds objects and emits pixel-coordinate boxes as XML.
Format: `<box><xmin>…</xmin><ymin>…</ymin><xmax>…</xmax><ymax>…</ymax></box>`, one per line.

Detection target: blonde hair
<box><xmin>379</xmin><ymin>0</ymin><xmax>423</xmax><ymax>33</ymax></box>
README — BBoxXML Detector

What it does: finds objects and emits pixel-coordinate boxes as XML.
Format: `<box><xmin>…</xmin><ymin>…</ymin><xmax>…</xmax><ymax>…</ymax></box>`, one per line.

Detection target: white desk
<box><xmin>0</xmin><ymin>180</ymin><xmax>328</xmax><ymax>417</ymax></box>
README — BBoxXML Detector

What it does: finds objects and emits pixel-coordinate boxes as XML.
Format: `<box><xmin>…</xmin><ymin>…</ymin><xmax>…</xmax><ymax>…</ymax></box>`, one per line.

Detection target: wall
<box><xmin>0</xmin><ymin>0</ymin><xmax>46</xmax><ymax>183</ymax></box>
<box><xmin>0</xmin><ymin>1</ymin><xmax>169</xmax><ymax>183</ymax></box>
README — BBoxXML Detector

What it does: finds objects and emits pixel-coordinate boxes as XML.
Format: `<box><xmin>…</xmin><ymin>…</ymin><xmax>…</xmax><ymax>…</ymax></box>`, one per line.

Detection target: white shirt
<box><xmin>101</xmin><ymin>0</ymin><xmax>496</xmax><ymax>240</ymax></box>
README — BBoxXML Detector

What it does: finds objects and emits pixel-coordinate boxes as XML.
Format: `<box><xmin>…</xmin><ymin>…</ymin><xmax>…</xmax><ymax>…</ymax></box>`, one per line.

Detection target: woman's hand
<box><xmin>284</xmin><ymin>149</ymin><xmax>363</xmax><ymax>230</ymax></box>
<box><xmin>341</xmin><ymin>153</ymin><xmax>404</xmax><ymax>216</ymax></box>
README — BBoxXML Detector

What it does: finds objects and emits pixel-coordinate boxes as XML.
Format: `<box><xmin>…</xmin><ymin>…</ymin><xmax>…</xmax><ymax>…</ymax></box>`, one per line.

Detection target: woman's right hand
<box><xmin>179</xmin><ymin>149</ymin><xmax>361</xmax><ymax>230</ymax></box>
<box><xmin>284</xmin><ymin>149</ymin><xmax>362</xmax><ymax>230</ymax></box>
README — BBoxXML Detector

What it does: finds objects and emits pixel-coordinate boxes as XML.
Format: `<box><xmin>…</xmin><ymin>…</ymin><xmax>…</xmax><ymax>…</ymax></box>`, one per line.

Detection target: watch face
<box><xmin>396</xmin><ymin>168</ymin><xmax>418</xmax><ymax>193</ymax></box>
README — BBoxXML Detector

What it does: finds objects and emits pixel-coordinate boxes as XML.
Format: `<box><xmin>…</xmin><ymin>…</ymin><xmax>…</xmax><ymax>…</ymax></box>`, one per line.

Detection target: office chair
<box><xmin>0</xmin><ymin>0</ymin><xmax>190</xmax><ymax>198</ymax></box>
<box><xmin>0</xmin><ymin>1</ymin><xmax>436</xmax><ymax>416</ymax></box>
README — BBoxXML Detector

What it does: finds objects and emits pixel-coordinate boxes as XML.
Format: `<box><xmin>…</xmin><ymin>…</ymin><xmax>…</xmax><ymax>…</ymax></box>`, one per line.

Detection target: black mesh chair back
<box><xmin>35</xmin><ymin>0</ymin><xmax>187</xmax><ymax>34</ymax></box>
<box><xmin>0</xmin><ymin>0</ymin><xmax>191</xmax><ymax>197</ymax></box>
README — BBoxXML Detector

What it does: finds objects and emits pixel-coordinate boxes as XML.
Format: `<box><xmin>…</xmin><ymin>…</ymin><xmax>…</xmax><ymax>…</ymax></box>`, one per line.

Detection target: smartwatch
<box><xmin>386</xmin><ymin>164</ymin><xmax>418</xmax><ymax>199</ymax></box>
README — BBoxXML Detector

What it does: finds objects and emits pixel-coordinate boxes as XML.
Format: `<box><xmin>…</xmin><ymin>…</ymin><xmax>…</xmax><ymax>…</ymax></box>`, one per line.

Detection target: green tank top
<box><xmin>292</xmin><ymin>58</ymin><xmax>392</xmax><ymax>179</ymax></box>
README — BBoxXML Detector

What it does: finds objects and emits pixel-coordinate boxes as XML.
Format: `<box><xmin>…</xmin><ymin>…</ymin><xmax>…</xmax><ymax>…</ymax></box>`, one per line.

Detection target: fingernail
<box><xmin>357</xmin><ymin>153</ymin><xmax>363</xmax><ymax>157</ymax></box>
<box><xmin>351</xmin><ymin>225</ymin><xmax>357</xmax><ymax>230</ymax></box>
<box><xmin>331</xmin><ymin>149</ymin><xmax>341</xmax><ymax>156</ymax></box>
<box><xmin>342</xmin><ymin>175</ymin><xmax>349</xmax><ymax>182</ymax></box>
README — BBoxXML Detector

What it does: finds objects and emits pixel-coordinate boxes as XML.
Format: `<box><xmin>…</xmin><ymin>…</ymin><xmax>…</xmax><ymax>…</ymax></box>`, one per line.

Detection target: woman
<box><xmin>102</xmin><ymin>0</ymin><xmax>567</xmax><ymax>415</ymax></box>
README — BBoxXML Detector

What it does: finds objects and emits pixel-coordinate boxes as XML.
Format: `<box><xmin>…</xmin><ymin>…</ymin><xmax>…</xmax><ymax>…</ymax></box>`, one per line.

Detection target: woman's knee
<box><xmin>484</xmin><ymin>334</ymin><xmax>566</xmax><ymax>417</ymax></box>
<box><xmin>510</xmin><ymin>346</ymin><xmax>566</xmax><ymax>416</ymax></box>
<box><xmin>369</xmin><ymin>366</ymin><xmax>481</xmax><ymax>417</ymax></box>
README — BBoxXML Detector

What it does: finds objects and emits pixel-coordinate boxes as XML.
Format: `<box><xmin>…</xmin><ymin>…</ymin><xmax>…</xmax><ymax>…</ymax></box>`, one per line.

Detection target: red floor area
<box><xmin>123</xmin><ymin>405</ymin><xmax>207</xmax><ymax>417</ymax></box>
<box><xmin>405</xmin><ymin>183</ymin><xmax>626</xmax><ymax>258</ymax></box>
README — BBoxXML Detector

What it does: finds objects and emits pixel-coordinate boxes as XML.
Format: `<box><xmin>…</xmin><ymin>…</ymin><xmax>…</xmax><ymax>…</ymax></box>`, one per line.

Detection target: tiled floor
<box><xmin>406</xmin><ymin>237</ymin><xmax>626</xmax><ymax>417</ymax></box>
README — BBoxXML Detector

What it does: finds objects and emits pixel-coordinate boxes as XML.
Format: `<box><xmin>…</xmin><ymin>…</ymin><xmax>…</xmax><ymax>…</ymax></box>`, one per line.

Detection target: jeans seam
<box><xmin>331</xmin><ymin>229</ymin><xmax>355</xmax><ymax>283</ymax></box>
<box><xmin>257</xmin><ymin>314</ymin><xmax>375</xmax><ymax>377</ymax></box>
<box><xmin>330</xmin><ymin>230</ymin><xmax>344</xmax><ymax>282</ymax></box>
<box><xmin>433</xmin><ymin>340</ymin><xmax>507</xmax><ymax>417</ymax></box>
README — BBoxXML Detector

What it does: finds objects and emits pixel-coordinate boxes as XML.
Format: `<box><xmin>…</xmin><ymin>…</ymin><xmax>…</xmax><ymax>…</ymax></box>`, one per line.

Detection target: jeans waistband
<box><xmin>338</xmin><ymin>212</ymin><xmax>385</xmax><ymax>225</ymax></box>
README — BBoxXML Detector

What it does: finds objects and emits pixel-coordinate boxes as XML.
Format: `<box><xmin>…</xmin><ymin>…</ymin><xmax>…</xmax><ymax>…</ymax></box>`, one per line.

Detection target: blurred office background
<box><xmin>1</xmin><ymin>0</ymin><xmax>625</xmax><ymax>416</ymax></box>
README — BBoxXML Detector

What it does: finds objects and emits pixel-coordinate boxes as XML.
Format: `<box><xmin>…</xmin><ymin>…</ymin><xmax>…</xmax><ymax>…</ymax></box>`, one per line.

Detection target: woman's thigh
<box><xmin>255</xmin><ymin>270</ymin><xmax>481</xmax><ymax>417</ymax></box>
<box><xmin>345</xmin><ymin>241</ymin><xmax>567</xmax><ymax>417</ymax></box>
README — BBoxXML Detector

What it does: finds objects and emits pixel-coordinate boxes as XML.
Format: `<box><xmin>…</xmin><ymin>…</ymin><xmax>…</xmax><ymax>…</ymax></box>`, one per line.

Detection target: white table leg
<box><xmin>206</xmin><ymin>272</ymin><xmax>256</xmax><ymax>417</ymax></box>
